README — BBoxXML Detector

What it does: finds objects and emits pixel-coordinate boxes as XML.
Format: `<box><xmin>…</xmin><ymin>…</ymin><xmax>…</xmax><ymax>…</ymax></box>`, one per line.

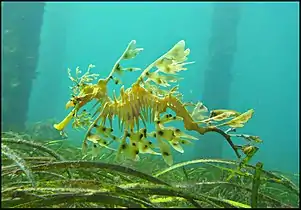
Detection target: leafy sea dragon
<box><xmin>53</xmin><ymin>40</ymin><xmax>262</xmax><ymax>166</ymax></box>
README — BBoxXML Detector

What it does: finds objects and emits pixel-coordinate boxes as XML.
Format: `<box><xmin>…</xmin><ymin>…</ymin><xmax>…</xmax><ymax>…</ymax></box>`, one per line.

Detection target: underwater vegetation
<box><xmin>1</xmin><ymin>132</ymin><xmax>299</xmax><ymax>208</ymax></box>
<box><xmin>1</xmin><ymin>41</ymin><xmax>299</xmax><ymax>208</ymax></box>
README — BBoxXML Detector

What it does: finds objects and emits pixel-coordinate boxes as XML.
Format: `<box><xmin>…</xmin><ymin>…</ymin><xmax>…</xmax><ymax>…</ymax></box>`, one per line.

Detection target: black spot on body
<box><xmin>126</xmin><ymin>133</ymin><xmax>131</xmax><ymax>137</ymax></box>
<box><xmin>102</xmin><ymin>127</ymin><xmax>106</xmax><ymax>132</ymax></box>
<box><xmin>93</xmin><ymin>144</ymin><xmax>97</xmax><ymax>148</ymax></box>
<box><xmin>175</xmin><ymin>128</ymin><xmax>180</xmax><ymax>133</ymax></box>
<box><xmin>168</xmin><ymin>114</ymin><xmax>172</xmax><ymax>118</ymax></box>
<box><xmin>135</xmin><ymin>150</ymin><xmax>139</xmax><ymax>155</ymax></box>
<box><xmin>163</xmin><ymin>152</ymin><xmax>170</xmax><ymax>156</ymax></box>
<box><xmin>132</xmin><ymin>142</ymin><xmax>136</xmax><ymax>146</ymax></box>
<box><xmin>158</xmin><ymin>130</ymin><xmax>164</xmax><ymax>136</ymax></box>
<box><xmin>143</xmin><ymin>129</ymin><xmax>147</xmax><ymax>137</ymax></box>
<box><xmin>139</xmin><ymin>133</ymin><xmax>143</xmax><ymax>139</ymax></box>
<box><xmin>121</xmin><ymin>144</ymin><xmax>127</xmax><ymax>149</ymax></box>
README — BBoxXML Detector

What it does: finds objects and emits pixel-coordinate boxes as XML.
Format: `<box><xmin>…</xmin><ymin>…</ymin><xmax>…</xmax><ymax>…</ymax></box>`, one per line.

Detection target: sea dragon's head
<box><xmin>53</xmin><ymin>76</ymin><xmax>109</xmax><ymax>131</ymax></box>
<box><xmin>53</xmin><ymin>40</ymin><xmax>144</xmax><ymax>133</ymax></box>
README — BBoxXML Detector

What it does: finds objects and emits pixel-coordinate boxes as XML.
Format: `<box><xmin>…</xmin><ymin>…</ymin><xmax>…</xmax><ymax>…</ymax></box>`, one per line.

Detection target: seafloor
<box><xmin>1</xmin><ymin>124</ymin><xmax>299</xmax><ymax>208</ymax></box>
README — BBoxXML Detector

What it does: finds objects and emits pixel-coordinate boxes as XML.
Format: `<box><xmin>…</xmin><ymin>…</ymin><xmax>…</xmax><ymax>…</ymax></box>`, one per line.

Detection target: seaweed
<box><xmin>251</xmin><ymin>162</ymin><xmax>263</xmax><ymax>208</ymax></box>
<box><xmin>1</xmin><ymin>132</ymin><xmax>299</xmax><ymax>208</ymax></box>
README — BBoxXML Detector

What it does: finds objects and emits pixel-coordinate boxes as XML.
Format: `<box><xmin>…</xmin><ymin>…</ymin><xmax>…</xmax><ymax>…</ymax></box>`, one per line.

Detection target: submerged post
<box><xmin>27</xmin><ymin>3</ymin><xmax>69</xmax><ymax>121</ymax></box>
<box><xmin>1</xmin><ymin>2</ymin><xmax>45</xmax><ymax>131</ymax></box>
<box><xmin>197</xmin><ymin>3</ymin><xmax>242</xmax><ymax>158</ymax></box>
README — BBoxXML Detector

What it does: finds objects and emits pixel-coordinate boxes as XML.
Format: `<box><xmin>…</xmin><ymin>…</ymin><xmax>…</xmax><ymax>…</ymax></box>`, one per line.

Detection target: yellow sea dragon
<box><xmin>53</xmin><ymin>40</ymin><xmax>262</xmax><ymax>165</ymax></box>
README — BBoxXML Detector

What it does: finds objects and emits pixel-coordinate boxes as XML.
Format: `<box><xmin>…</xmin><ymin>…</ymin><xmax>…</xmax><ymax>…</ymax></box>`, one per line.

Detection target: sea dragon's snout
<box><xmin>53</xmin><ymin>109</ymin><xmax>76</xmax><ymax>131</ymax></box>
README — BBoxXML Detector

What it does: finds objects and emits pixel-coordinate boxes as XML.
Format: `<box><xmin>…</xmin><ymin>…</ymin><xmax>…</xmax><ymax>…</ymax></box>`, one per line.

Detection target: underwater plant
<box><xmin>1</xmin><ymin>132</ymin><xmax>299</xmax><ymax>208</ymax></box>
<box><xmin>53</xmin><ymin>40</ymin><xmax>263</xmax><ymax>166</ymax></box>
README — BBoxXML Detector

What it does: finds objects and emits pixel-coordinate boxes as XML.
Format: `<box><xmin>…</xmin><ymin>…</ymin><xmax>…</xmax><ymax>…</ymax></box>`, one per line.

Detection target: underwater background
<box><xmin>2</xmin><ymin>1</ymin><xmax>299</xmax><ymax>175</ymax></box>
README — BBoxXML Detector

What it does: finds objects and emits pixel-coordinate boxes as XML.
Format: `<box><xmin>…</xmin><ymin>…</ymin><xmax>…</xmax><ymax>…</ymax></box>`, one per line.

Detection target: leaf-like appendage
<box><xmin>123</xmin><ymin>40</ymin><xmax>143</xmax><ymax>60</ymax></box>
<box><xmin>224</xmin><ymin>109</ymin><xmax>254</xmax><ymax>128</ymax></box>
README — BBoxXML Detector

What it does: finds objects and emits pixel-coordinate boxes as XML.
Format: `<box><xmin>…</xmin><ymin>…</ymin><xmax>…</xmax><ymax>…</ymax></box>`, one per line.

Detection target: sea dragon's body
<box><xmin>53</xmin><ymin>40</ymin><xmax>262</xmax><ymax>165</ymax></box>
